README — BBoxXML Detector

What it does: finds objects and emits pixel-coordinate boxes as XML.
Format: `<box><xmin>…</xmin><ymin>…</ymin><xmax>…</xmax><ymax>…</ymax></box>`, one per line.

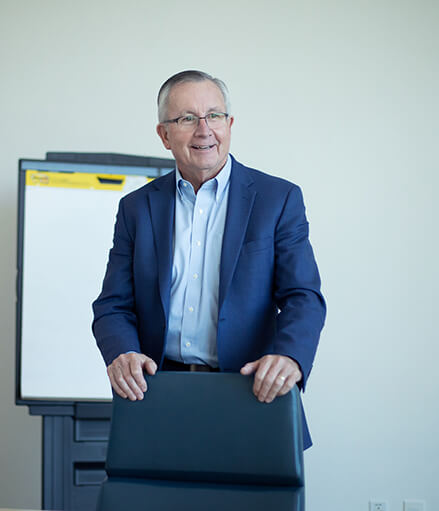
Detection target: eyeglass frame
<box><xmin>161</xmin><ymin>112</ymin><xmax>230</xmax><ymax>128</ymax></box>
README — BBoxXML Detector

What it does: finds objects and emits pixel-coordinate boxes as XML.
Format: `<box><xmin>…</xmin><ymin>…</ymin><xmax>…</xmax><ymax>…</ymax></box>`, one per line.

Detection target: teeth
<box><xmin>194</xmin><ymin>145</ymin><xmax>211</xmax><ymax>149</ymax></box>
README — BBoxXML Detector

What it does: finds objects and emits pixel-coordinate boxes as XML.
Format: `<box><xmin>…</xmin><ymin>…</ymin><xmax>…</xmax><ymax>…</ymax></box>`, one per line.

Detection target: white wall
<box><xmin>1</xmin><ymin>0</ymin><xmax>437</xmax><ymax>509</ymax></box>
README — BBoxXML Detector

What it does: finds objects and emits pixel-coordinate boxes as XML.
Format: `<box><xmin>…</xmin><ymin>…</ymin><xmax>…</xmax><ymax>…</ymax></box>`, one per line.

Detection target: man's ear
<box><xmin>156</xmin><ymin>124</ymin><xmax>171</xmax><ymax>150</ymax></box>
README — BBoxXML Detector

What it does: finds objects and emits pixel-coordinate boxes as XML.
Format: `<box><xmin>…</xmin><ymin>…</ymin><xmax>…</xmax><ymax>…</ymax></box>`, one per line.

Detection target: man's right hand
<box><xmin>107</xmin><ymin>353</ymin><xmax>157</xmax><ymax>401</ymax></box>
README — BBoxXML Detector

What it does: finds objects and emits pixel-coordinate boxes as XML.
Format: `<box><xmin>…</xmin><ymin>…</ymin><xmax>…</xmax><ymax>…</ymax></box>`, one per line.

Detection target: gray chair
<box><xmin>97</xmin><ymin>372</ymin><xmax>305</xmax><ymax>510</ymax></box>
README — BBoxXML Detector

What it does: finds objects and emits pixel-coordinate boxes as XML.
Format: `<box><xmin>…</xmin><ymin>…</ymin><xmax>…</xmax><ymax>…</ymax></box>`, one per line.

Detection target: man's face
<box><xmin>156</xmin><ymin>80</ymin><xmax>234</xmax><ymax>183</ymax></box>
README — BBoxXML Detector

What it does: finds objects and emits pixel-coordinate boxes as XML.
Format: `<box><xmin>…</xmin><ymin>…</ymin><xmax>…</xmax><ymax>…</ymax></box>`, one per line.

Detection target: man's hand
<box><xmin>240</xmin><ymin>355</ymin><xmax>302</xmax><ymax>403</ymax></box>
<box><xmin>107</xmin><ymin>353</ymin><xmax>157</xmax><ymax>401</ymax></box>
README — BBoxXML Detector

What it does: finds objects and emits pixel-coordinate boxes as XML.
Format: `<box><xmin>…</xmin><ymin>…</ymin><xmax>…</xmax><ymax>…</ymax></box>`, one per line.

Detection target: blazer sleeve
<box><xmin>92</xmin><ymin>197</ymin><xmax>141</xmax><ymax>366</ymax></box>
<box><xmin>272</xmin><ymin>185</ymin><xmax>326</xmax><ymax>389</ymax></box>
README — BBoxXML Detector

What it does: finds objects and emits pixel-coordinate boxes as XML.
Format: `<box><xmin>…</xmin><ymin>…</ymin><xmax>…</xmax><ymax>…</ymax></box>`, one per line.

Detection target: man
<box><xmin>92</xmin><ymin>70</ymin><xmax>325</xmax><ymax>448</ymax></box>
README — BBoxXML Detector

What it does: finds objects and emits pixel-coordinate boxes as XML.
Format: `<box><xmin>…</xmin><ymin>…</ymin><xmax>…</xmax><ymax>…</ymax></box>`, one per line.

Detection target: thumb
<box><xmin>240</xmin><ymin>359</ymin><xmax>260</xmax><ymax>375</ymax></box>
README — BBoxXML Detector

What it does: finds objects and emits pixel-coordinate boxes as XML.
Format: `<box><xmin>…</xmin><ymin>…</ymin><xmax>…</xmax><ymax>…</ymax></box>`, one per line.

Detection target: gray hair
<box><xmin>157</xmin><ymin>70</ymin><xmax>231</xmax><ymax>123</ymax></box>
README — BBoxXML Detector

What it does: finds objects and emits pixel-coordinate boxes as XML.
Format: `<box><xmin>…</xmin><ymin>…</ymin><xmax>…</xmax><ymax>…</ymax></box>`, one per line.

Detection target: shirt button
<box><xmin>183</xmin><ymin>182</ymin><xmax>187</xmax><ymax>187</ymax></box>
<box><xmin>196</xmin><ymin>240</ymin><xmax>201</xmax><ymax>246</ymax></box>
<box><xmin>193</xmin><ymin>273</ymin><xmax>198</xmax><ymax>279</ymax></box>
<box><xmin>188</xmin><ymin>306</ymin><xmax>194</xmax><ymax>312</ymax></box>
<box><xmin>186</xmin><ymin>342</ymin><xmax>191</xmax><ymax>347</ymax></box>
<box><xmin>199</xmin><ymin>208</ymin><xmax>203</xmax><ymax>214</ymax></box>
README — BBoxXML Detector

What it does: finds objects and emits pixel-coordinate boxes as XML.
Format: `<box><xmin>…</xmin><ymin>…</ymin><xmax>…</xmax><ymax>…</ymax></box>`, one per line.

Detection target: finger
<box><xmin>129</xmin><ymin>357</ymin><xmax>147</xmax><ymax>392</ymax></box>
<box><xmin>240</xmin><ymin>360</ymin><xmax>260</xmax><ymax>375</ymax></box>
<box><xmin>119</xmin><ymin>358</ymin><xmax>146</xmax><ymax>400</ymax></box>
<box><xmin>278</xmin><ymin>375</ymin><xmax>298</xmax><ymax>396</ymax></box>
<box><xmin>107</xmin><ymin>370</ymin><xmax>128</xmax><ymax>399</ymax></box>
<box><xmin>257</xmin><ymin>368</ymin><xmax>285</xmax><ymax>402</ymax></box>
<box><xmin>108</xmin><ymin>366</ymin><xmax>137</xmax><ymax>401</ymax></box>
<box><xmin>112</xmin><ymin>364</ymin><xmax>142</xmax><ymax>401</ymax></box>
<box><xmin>123</xmin><ymin>374</ymin><xmax>145</xmax><ymax>401</ymax></box>
<box><xmin>253</xmin><ymin>357</ymin><xmax>276</xmax><ymax>396</ymax></box>
<box><xmin>264</xmin><ymin>374</ymin><xmax>289</xmax><ymax>402</ymax></box>
<box><xmin>143</xmin><ymin>357</ymin><xmax>157</xmax><ymax>376</ymax></box>
<box><xmin>287</xmin><ymin>359</ymin><xmax>303</xmax><ymax>383</ymax></box>
<box><xmin>264</xmin><ymin>360</ymin><xmax>303</xmax><ymax>401</ymax></box>
<box><xmin>120</xmin><ymin>362</ymin><xmax>145</xmax><ymax>400</ymax></box>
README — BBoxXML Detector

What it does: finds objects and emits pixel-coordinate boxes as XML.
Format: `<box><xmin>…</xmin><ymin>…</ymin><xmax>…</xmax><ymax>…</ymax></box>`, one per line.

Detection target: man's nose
<box><xmin>194</xmin><ymin>117</ymin><xmax>211</xmax><ymax>135</ymax></box>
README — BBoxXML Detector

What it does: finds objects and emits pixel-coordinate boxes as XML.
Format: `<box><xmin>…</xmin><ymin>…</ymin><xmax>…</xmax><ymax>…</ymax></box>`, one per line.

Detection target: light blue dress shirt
<box><xmin>164</xmin><ymin>156</ymin><xmax>232</xmax><ymax>367</ymax></box>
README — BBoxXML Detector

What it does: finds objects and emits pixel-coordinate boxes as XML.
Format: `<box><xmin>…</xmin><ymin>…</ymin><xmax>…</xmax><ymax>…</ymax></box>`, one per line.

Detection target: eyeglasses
<box><xmin>162</xmin><ymin>112</ymin><xmax>229</xmax><ymax>129</ymax></box>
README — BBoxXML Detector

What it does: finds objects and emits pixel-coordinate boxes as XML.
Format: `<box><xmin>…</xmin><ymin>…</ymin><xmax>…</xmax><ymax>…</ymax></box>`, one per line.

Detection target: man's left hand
<box><xmin>240</xmin><ymin>355</ymin><xmax>302</xmax><ymax>403</ymax></box>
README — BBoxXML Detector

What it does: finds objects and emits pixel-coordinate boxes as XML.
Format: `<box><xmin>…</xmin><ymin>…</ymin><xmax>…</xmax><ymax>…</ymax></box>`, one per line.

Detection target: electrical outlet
<box><xmin>369</xmin><ymin>502</ymin><xmax>387</xmax><ymax>511</ymax></box>
<box><xmin>403</xmin><ymin>500</ymin><xmax>425</xmax><ymax>511</ymax></box>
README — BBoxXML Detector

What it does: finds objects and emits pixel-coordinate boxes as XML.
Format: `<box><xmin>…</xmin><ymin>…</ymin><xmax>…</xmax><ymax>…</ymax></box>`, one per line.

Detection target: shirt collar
<box><xmin>175</xmin><ymin>154</ymin><xmax>231</xmax><ymax>202</ymax></box>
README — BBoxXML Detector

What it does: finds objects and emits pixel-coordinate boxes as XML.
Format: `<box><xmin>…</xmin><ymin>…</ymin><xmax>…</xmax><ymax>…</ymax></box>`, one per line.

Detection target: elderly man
<box><xmin>92</xmin><ymin>70</ymin><xmax>325</xmax><ymax>448</ymax></box>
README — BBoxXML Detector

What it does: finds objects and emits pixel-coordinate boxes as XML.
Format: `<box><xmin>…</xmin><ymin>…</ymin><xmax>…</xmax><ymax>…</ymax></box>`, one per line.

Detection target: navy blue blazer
<box><xmin>92</xmin><ymin>156</ymin><xmax>326</xmax><ymax>448</ymax></box>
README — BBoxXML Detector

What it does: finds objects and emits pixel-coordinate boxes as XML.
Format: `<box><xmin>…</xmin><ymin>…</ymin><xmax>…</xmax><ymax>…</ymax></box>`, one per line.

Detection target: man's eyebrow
<box><xmin>178</xmin><ymin>107</ymin><xmax>224</xmax><ymax>115</ymax></box>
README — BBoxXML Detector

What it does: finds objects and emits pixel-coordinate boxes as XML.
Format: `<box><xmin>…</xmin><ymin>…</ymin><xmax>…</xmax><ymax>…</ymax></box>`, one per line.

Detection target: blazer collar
<box><xmin>218</xmin><ymin>156</ymin><xmax>256</xmax><ymax>312</ymax></box>
<box><xmin>148</xmin><ymin>171</ymin><xmax>176</xmax><ymax>323</ymax></box>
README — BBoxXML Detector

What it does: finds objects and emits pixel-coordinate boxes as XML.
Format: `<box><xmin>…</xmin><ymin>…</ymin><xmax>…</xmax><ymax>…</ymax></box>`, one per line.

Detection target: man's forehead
<box><xmin>167</xmin><ymin>80</ymin><xmax>225</xmax><ymax>110</ymax></box>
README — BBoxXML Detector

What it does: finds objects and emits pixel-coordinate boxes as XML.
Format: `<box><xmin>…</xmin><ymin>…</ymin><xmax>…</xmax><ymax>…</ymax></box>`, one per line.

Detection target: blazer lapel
<box><xmin>148</xmin><ymin>171</ymin><xmax>176</xmax><ymax>323</ymax></box>
<box><xmin>219</xmin><ymin>159</ymin><xmax>256</xmax><ymax>313</ymax></box>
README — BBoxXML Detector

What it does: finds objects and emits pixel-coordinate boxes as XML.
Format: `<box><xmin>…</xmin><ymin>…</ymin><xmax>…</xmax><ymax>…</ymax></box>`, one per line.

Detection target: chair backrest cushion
<box><xmin>97</xmin><ymin>478</ymin><xmax>304</xmax><ymax>511</ymax></box>
<box><xmin>106</xmin><ymin>372</ymin><xmax>304</xmax><ymax>486</ymax></box>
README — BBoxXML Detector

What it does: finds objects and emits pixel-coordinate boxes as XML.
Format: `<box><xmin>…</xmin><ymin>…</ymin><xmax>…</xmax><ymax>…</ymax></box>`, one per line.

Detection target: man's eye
<box><xmin>180</xmin><ymin>115</ymin><xmax>196</xmax><ymax>124</ymax></box>
<box><xmin>208</xmin><ymin>113</ymin><xmax>222</xmax><ymax>120</ymax></box>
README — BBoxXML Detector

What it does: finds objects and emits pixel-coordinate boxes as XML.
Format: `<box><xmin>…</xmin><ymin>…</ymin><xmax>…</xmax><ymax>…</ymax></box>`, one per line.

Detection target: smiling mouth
<box><xmin>191</xmin><ymin>144</ymin><xmax>216</xmax><ymax>150</ymax></box>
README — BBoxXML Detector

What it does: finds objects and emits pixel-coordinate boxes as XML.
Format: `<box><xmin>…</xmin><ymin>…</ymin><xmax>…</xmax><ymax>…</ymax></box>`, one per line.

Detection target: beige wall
<box><xmin>0</xmin><ymin>0</ymin><xmax>438</xmax><ymax>509</ymax></box>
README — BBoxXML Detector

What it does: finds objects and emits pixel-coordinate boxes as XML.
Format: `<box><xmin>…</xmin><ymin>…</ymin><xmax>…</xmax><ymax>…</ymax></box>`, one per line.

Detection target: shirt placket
<box><xmin>180</xmin><ymin>186</ymin><xmax>212</xmax><ymax>356</ymax></box>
